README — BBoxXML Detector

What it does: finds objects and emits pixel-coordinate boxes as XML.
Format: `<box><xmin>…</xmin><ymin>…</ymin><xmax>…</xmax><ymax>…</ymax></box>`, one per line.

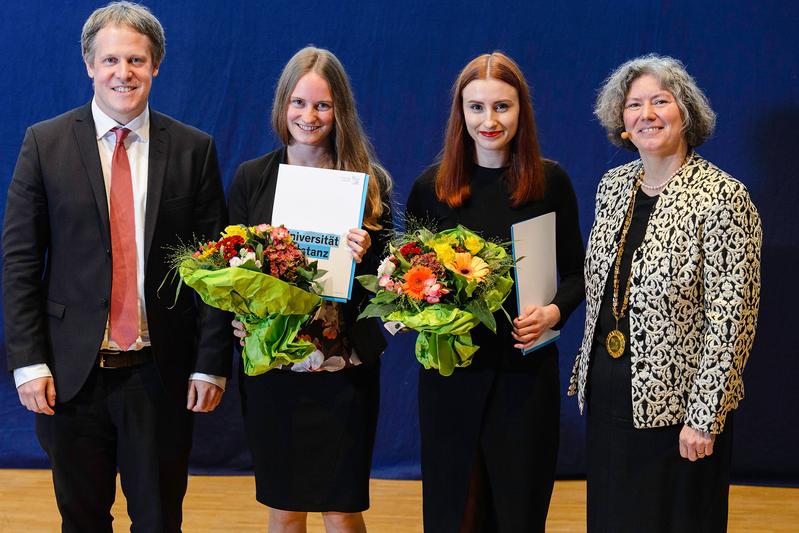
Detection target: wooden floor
<box><xmin>0</xmin><ymin>470</ymin><xmax>796</xmax><ymax>532</ymax></box>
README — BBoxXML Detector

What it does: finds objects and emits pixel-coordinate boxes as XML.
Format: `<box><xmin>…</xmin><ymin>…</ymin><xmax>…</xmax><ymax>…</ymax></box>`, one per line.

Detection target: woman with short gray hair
<box><xmin>569</xmin><ymin>54</ymin><xmax>761</xmax><ymax>532</ymax></box>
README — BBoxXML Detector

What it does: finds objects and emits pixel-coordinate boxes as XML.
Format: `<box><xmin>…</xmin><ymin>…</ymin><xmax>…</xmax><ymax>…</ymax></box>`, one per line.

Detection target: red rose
<box><xmin>399</xmin><ymin>241</ymin><xmax>423</xmax><ymax>258</ymax></box>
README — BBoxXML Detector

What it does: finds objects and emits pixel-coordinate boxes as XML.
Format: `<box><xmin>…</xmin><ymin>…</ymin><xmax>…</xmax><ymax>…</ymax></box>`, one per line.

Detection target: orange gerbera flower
<box><xmin>445</xmin><ymin>252</ymin><xmax>490</xmax><ymax>282</ymax></box>
<box><xmin>403</xmin><ymin>266</ymin><xmax>435</xmax><ymax>300</ymax></box>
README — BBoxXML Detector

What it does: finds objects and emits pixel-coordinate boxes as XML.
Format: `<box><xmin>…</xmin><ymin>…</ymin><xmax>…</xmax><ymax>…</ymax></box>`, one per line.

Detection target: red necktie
<box><xmin>109</xmin><ymin>127</ymin><xmax>138</xmax><ymax>350</ymax></box>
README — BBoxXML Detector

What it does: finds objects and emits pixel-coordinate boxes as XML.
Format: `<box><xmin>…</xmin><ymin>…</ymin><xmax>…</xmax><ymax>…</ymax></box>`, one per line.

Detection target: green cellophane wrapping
<box><xmin>179</xmin><ymin>263</ymin><xmax>322</xmax><ymax>376</ymax></box>
<box><xmin>387</xmin><ymin>273</ymin><xmax>514</xmax><ymax>376</ymax></box>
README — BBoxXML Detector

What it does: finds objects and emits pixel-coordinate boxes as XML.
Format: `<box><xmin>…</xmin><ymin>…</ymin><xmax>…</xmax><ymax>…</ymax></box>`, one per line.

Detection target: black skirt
<box><xmin>586</xmin><ymin>343</ymin><xmax>733</xmax><ymax>533</ymax></box>
<box><xmin>240</xmin><ymin>362</ymin><xmax>380</xmax><ymax>512</ymax></box>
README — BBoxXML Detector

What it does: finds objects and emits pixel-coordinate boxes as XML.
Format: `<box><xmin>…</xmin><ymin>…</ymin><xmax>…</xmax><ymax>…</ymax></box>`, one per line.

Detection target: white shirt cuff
<box><xmin>189</xmin><ymin>372</ymin><xmax>226</xmax><ymax>391</ymax></box>
<box><xmin>14</xmin><ymin>364</ymin><xmax>53</xmax><ymax>388</ymax></box>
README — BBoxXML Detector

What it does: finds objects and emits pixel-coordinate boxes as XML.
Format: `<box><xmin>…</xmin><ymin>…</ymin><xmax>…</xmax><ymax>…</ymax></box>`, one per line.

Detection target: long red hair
<box><xmin>435</xmin><ymin>52</ymin><xmax>545</xmax><ymax>208</ymax></box>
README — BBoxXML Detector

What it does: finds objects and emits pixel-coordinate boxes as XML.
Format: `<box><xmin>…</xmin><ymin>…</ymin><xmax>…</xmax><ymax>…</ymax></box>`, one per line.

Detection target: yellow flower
<box><xmin>199</xmin><ymin>245</ymin><xmax>218</xmax><ymax>259</ymax></box>
<box><xmin>425</xmin><ymin>234</ymin><xmax>456</xmax><ymax>248</ymax></box>
<box><xmin>463</xmin><ymin>235</ymin><xmax>484</xmax><ymax>255</ymax></box>
<box><xmin>222</xmin><ymin>225</ymin><xmax>247</xmax><ymax>239</ymax></box>
<box><xmin>432</xmin><ymin>243</ymin><xmax>456</xmax><ymax>264</ymax></box>
<box><xmin>445</xmin><ymin>253</ymin><xmax>490</xmax><ymax>283</ymax></box>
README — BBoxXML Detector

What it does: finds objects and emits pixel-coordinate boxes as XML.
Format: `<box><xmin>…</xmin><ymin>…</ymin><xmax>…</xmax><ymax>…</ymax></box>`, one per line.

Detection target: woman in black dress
<box><xmin>406</xmin><ymin>52</ymin><xmax>585</xmax><ymax>532</ymax></box>
<box><xmin>569</xmin><ymin>54</ymin><xmax>761</xmax><ymax>532</ymax></box>
<box><xmin>228</xmin><ymin>47</ymin><xmax>393</xmax><ymax>533</ymax></box>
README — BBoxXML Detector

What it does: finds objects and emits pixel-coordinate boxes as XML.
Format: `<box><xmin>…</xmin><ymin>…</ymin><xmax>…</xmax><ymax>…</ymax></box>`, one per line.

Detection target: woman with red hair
<box><xmin>406</xmin><ymin>52</ymin><xmax>585</xmax><ymax>531</ymax></box>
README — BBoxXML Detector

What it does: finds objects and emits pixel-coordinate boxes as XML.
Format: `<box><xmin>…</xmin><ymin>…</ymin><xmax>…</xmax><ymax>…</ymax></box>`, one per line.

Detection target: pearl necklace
<box><xmin>640</xmin><ymin>155</ymin><xmax>690</xmax><ymax>191</ymax></box>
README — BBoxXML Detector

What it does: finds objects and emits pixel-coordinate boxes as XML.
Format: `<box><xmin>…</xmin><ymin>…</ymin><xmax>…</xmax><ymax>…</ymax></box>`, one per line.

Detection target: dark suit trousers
<box><xmin>36</xmin><ymin>361</ymin><xmax>193</xmax><ymax>533</ymax></box>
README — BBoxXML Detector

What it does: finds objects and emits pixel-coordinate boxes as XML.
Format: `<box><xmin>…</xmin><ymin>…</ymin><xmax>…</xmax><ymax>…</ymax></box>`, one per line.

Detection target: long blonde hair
<box><xmin>272</xmin><ymin>46</ymin><xmax>392</xmax><ymax>229</ymax></box>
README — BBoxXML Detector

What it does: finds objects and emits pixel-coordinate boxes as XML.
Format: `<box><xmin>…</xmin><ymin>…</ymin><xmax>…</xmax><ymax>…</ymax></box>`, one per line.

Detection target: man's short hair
<box><xmin>81</xmin><ymin>1</ymin><xmax>165</xmax><ymax>65</ymax></box>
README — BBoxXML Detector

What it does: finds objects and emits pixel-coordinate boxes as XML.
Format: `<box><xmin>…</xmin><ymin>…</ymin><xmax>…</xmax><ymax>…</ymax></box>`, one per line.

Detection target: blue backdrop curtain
<box><xmin>1</xmin><ymin>0</ymin><xmax>796</xmax><ymax>486</ymax></box>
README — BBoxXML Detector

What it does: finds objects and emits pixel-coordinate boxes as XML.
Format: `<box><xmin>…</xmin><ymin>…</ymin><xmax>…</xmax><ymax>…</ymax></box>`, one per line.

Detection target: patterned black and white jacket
<box><xmin>568</xmin><ymin>151</ymin><xmax>761</xmax><ymax>434</ymax></box>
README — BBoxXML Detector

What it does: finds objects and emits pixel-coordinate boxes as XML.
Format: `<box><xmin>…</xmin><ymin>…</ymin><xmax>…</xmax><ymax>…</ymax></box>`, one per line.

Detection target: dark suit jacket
<box><xmin>226</xmin><ymin>147</ymin><xmax>390</xmax><ymax>363</ymax></box>
<box><xmin>2</xmin><ymin>103</ymin><xmax>231</xmax><ymax>404</ymax></box>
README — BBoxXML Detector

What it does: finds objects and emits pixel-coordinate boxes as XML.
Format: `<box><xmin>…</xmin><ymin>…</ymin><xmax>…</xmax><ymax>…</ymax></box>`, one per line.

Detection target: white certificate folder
<box><xmin>511</xmin><ymin>212</ymin><xmax>559</xmax><ymax>354</ymax></box>
<box><xmin>272</xmin><ymin>164</ymin><xmax>370</xmax><ymax>302</ymax></box>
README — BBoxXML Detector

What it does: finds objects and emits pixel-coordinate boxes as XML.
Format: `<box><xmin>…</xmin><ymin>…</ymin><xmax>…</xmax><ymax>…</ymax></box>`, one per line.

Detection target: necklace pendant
<box><xmin>606</xmin><ymin>330</ymin><xmax>625</xmax><ymax>358</ymax></box>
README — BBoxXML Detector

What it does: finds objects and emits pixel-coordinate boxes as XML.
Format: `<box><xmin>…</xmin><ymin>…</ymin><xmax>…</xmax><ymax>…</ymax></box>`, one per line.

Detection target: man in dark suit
<box><xmin>2</xmin><ymin>2</ymin><xmax>230</xmax><ymax>531</ymax></box>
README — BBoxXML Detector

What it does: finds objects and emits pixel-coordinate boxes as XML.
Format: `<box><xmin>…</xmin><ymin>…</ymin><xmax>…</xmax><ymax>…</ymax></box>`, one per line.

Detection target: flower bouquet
<box><xmin>168</xmin><ymin>224</ymin><xmax>325</xmax><ymax>375</ymax></box>
<box><xmin>357</xmin><ymin>224</ymin><xmax>514</xmax><ymax>376</ymax></box>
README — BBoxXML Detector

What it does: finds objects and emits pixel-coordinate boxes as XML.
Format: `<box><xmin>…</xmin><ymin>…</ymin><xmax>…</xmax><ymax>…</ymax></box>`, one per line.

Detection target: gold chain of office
<box><xmin>606</xmin><ymin>156</ymin><xmax>689</xmax><ymax>358</ymax></box>
<box><xmin>605</xmin><ymin>170</ymin><xmax>644</xmax><ymax>358</ymax></box>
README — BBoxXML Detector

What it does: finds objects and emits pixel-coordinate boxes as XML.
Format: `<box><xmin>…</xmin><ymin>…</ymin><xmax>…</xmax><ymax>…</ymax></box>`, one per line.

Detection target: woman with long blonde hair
<box><xmin>228</xmin><ymin>46</ymin><xmax>393</xmax><ymax>533</ymax></box>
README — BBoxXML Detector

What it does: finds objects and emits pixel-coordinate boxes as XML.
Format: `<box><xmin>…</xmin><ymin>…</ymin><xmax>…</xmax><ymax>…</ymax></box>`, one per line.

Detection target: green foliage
<box><xmin>465</xmin><ymin>299</ymin><xmax>496</xmax><ymax>333</ymax></box>
<box><xmin>357</xmin><ymin>302</ymin><xmax>400</xmax><ymax>320</ymax></box>
<box><xmin>356</xmin><ymin>274</ymin><xmax>379</xmax><ymax>293</ymax></box>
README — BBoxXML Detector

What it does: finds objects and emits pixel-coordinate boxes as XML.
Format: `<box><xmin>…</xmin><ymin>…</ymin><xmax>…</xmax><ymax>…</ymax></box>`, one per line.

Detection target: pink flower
<box><xmin>271</xmin><ymin>226</ymin><xmax>290</xmax><ymax>240</ymax></box>
<box><xmin>378</xmin><ymin>275</ymin><xmax>395</xmax><ymax>289</ymax></box>
<box><xmin>421</xmin><ymin>279</ymin><xmax>449</xmax><ymax>303</ymax></box>
<box><xmin>257</xmin><ymin>223</ymin><xmax>271</xmax><ymax>233</ymax></box>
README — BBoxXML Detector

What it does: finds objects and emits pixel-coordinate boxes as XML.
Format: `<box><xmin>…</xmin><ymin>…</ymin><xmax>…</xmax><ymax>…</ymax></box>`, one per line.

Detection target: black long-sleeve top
<box><xmin>406</xmin><ymin>161</ymin><xmax>585</xmax><ymax>367</ymax></box>
<box><xmin>227</xmin><ymin>147</ymin><xmax>393</xmax><ymax>364</ymax></box>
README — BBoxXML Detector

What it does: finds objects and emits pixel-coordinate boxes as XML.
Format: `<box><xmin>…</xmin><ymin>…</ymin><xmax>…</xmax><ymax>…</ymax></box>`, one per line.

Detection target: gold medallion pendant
<box><xmin>606</xmin><ymin>176</ymin><xmax>643</xmax><ymax>361</ymax></box>
<box><xmin>606</xmin><ymin>330</ymin><xmax>625</xmax><ymax>358</ymax></box>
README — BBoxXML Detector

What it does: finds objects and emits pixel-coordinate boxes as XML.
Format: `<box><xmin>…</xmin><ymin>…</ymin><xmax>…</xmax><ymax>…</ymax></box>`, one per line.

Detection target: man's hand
<box><xmin>186</xmin><ymin>379</ymin><xmax>223</xmax><ymax>413</ymax></box>
<box><xmin>17</xmin><ymin>377</ymin><xmax>56</xmax><ymax>415</ymax></box>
